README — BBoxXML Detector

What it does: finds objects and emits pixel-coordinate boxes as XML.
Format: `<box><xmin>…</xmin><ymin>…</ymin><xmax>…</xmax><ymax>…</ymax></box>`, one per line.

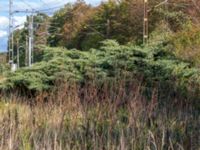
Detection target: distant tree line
<box><xmin>12</xmin><ymin>0</ymin><xmax>200</xmax><ymax>67</ymax></box>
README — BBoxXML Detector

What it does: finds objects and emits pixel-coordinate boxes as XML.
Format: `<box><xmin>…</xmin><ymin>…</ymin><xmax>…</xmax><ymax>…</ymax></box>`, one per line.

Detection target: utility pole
<box><xmin>8</xmin><ymin>0</ymin><xmax>14</xmax><ymax>64</ymax></box>
<box><xmin>17</xmin><ymin>39</ymin><xmax>19</xmax><ymax>68</ymax></box>
<box><xmin>106</xmin><ymin>19</ymin><xmax>111</xmax><ymax>39</ymax></box>
<box><xmin>143</xmin><ymin>0</ymin><xmax>168</xmax><ymax>45</ymax></box>
<box><xmin>143</xmin><ymin>0</ymin><xmax>148</xmax><ymax>44</ymax></box>
<box><xmin>25</xmin><ymin>35</ymin><xmax>28</xmax><ymax>66</ymax></box>
<box><xmin>28</xmin><ymin>14</ymin><xmax>34</xmax><ymax>67</ymax></box>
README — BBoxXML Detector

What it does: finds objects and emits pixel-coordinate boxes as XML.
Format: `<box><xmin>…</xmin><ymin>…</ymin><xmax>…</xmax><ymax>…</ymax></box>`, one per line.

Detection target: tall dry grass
<box><xmin>0</xmin><ymin>79</ymin><xmax>199</xmax><ymax>150</ymax></box>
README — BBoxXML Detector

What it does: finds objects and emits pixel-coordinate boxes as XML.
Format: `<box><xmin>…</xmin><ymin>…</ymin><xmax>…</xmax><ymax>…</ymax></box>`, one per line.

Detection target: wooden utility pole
<box><xmin>106</xmin><ymin>19</ymin><xmax>111</xmax><ymax>38</ymax></box>
<box><xmin>143</xmin><ymin>0</ymin><xmax>168</xmax><ymax>44</ymax></box>
<box><xmin>143</xmin><ymin>0</ymin><xmax>148</xmax><ymax>44</ymax></box>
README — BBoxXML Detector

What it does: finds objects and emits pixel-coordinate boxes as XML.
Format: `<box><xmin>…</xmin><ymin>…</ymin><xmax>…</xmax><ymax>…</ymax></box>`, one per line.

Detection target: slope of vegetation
<box><xmin>0</xmin><ymin>0</ymin><xmax>200</xmax><ymax>149</ymax></box>
<box><xmin>1</xmin><ymin>40</ymin><xmax>200</xmax><ymax>105</ymax></box>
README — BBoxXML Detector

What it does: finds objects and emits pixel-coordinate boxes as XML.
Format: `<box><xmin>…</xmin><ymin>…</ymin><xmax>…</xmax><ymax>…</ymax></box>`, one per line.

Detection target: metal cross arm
<box><xmin>147</xmin><ymin>0</ymin><xmax>168</xmax><ymax>13</ymax></box>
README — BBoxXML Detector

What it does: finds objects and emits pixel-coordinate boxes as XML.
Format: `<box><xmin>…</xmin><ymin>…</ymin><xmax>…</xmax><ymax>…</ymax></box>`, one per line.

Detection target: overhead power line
<box><xmin>18</xmin><ymin>0</ymin><xmax>36</xmax><ymax>10</ymax></box>
<box><xmin>13</xmin><ymin>4</ymin><xmax>66</xmax><ymax>14</ymax></box>
<box><xmin>39</xmin><ymin>0</ymin><xmax>47</xmax><ymax>6</ymax></box>
<box><xmin>6</xmin><ymin>0</ymin><xmax>68</xmax><ymax>69</ymax></box>
<box><xmin>39</xmin><ymin>0</ymin><xmax>51</xmax><ymax>8</ymax></box>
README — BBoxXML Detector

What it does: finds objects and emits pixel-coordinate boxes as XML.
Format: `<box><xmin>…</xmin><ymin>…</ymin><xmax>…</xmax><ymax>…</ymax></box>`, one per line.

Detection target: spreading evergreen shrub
<box><xmin>0</xmin><ymin>40</ymin><xmax>200</xmax><ymax>103</ymax></box>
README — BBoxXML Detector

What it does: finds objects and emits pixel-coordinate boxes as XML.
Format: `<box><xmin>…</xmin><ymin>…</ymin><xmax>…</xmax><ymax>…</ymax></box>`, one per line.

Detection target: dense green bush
<box><xmin>0</xmin><ymin>40</ymin><xmax>200</xmax><ymax>102</ymax></box>
<box><xmin>0</xmin><ymin>64</ymin><xmax>9</xmax><ymax>76</ymax></box>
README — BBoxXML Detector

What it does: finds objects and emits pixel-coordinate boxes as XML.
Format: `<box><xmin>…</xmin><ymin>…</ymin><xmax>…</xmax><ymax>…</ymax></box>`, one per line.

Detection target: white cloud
<box><xmin>0</xmin><ymin>16</ymin><xmax>9</xmax><ymax>29</ymax></box>
<box><xmin>0</xmin><ymin>30</ymin><xmax>7</xmax><ymax>38</ymax></box>
<box><xmin>0</xmin><ymin>16</ymin><xmax>26</xmax><ymax>29</ymax></box>
<box><xmin>14</xmin><ymin>16</ymin><xmax>27</xmax><ymax>28</ymax></box>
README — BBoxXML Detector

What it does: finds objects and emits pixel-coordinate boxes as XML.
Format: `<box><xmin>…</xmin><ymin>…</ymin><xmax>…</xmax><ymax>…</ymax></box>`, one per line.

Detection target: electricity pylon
<box><xmin>28</xmin><ymin>14</ymin><xmax>34</xmax><ymax>67</ymax></box>
<box><xmin>8</xmin><ymin>0</ymin><xmax>14</xmax><ymax>64</ymax></box>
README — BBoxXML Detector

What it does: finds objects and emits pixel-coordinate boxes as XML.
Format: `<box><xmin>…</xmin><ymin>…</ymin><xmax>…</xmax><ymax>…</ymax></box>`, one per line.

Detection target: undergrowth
<box><xmin>0</xmin><ymin>80</ymin><xmax>199</xmax><ymax>150</ymax></box>
<box><xmin>0</xmin><ymin>40</ymin><xmax>200</xmax><ymax>101</ymax></box>
<box><xmin>0</xmin><ymin>40</ymin><xmax>199</xmax><ymax>150</ymax></box>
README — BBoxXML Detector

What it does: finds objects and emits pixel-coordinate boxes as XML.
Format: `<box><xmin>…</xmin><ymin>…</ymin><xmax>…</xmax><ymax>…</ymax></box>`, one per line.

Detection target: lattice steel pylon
<box><xmin>8</xmin><ymin>0</ymin><xmax>14</xmax><ymax>64</ymax></box>
<box><xmin>28</xmin><ymin>14</ymin><xmax>34</xmax><ymax>67</ymax></box>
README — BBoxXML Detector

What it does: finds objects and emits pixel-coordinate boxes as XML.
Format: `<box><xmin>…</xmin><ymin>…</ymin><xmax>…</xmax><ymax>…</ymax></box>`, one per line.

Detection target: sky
<box><xmin>0</xmin><ymin>0</ymin><xmax>102</xmax><ymax>52</ymax></box>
